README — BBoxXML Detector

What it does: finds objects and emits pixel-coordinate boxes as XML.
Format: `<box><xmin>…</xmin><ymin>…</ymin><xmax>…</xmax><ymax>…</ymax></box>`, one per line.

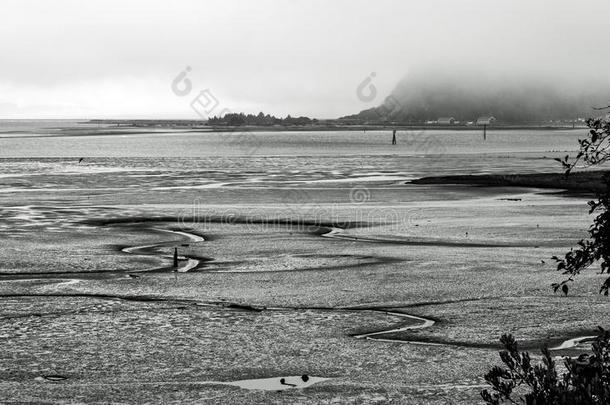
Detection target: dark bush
<box><xmin>481</xmin><ymin>328</ymin><xmax>610</xmax><ymax>404</ymax></box>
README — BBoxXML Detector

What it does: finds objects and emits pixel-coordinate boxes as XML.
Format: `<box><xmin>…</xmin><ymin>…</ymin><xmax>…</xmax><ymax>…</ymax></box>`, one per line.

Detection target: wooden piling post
<box><xmin>173</xmin><ymin>247</ymin><xmax>178</xmax><ymax>268</ymax></box>
<box><xmin>483</xmin><ymin>124</ymin><xmax>487</xmax><ymax>140</ymax></box>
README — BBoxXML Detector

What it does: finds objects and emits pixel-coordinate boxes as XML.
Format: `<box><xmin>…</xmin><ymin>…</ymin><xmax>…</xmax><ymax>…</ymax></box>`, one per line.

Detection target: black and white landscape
<box><xmin>2</xmin><ymin>1</ymin><xmax>610</xmax><ymax>404</ymax></box>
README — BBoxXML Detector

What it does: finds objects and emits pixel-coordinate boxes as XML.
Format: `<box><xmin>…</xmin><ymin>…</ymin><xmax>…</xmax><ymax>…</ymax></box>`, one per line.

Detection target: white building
<box><xmin>476</xmin><ymin>116</ymin><xmax>496</xmax><ymax>125</ymax></box>
<box><xmin>437</xmin><ymin>117</ymin><xmax>455</xmax><ymax>125</ymax></box>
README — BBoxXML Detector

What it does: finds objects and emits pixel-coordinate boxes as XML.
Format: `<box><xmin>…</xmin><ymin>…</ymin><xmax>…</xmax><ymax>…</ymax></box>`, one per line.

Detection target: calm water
<box><xmin>0</xmin><ymin>120</ymin><xmax>586</xmax><ymax>195</ymax></box>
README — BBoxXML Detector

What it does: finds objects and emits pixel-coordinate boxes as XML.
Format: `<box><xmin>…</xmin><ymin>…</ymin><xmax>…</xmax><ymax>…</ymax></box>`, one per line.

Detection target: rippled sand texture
<box><xmin>0</xmin><ymin>125</ymin><xmax>608</xmax><ymax>404</ymax></box>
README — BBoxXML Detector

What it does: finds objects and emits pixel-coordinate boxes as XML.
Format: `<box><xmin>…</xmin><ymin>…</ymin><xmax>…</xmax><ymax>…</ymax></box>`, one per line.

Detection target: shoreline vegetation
<box><xmin>410</xmin><ymin>170</ymin><xmax>610</xmax><ymax>194</ymax></box>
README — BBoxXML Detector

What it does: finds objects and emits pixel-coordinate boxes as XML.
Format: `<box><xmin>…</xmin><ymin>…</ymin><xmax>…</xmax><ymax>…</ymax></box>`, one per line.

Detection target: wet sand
<box><xmin>1</xmin><ymin>201</ymin><xmax>606</xmax><ymax>404</ymax></box>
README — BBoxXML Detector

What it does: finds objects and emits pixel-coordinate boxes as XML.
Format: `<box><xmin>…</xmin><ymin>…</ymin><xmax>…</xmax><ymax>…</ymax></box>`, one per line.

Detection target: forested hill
<box><xmin>344</xmin><ymin>70</ymin><xmax>610</xmax><ymax>124</ymax></box>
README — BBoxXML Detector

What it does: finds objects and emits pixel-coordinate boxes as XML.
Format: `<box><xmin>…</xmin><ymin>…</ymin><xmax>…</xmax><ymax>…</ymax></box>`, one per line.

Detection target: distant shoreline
<box><xmin>410</xmin><ymin>170</ymin><xmax>610</xmax><ymax>195</ymax></box>
<box><xmin>84</xmin><ymin>119</ymin><xmax>586</xmax><ymax>133</ymax></box>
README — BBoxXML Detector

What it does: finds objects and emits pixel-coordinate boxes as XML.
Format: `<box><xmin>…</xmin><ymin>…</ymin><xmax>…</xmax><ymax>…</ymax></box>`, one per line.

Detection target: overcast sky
<box><xmin>1</xmin><ymin>0</ymin><xmax>609</xmax><ymax>119</ymax></box>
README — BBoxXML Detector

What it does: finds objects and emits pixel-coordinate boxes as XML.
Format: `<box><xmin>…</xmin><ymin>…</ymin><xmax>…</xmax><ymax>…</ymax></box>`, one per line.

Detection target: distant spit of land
<box><xmin>85</xmin><ymin>119</ymin><xmax>586</xmax><ymax>132</ymax></box>
<box><xmin>411</xmin><ymin>170</ymin><xmax>610</xmax><ymax>195</ymax></box>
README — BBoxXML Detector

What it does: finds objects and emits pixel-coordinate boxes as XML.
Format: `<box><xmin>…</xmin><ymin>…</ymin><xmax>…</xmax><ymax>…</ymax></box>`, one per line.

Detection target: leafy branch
<box><xmin>482</xmin><ymin>329</ymin><xmax>610</xmax><ymax>404</ymax></box>
<box><xmin>552</xmin><ymin>118</ymin><xmax>610</xmax><ymax>295</ymax></box>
